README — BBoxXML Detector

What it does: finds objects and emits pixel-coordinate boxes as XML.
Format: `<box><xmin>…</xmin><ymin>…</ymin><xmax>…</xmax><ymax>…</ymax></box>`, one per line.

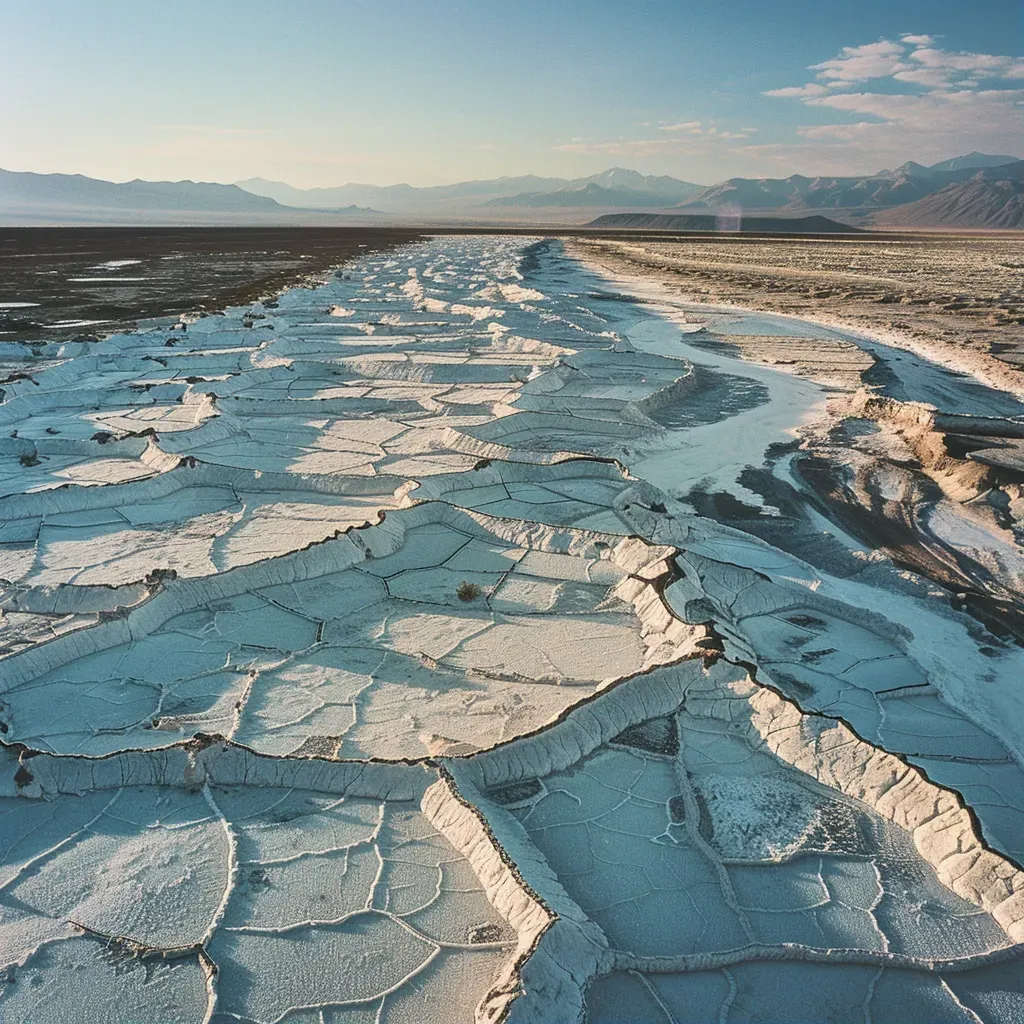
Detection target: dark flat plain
<box><xmin>0</xmin><ymin>227</ymin><xmax>423</xmax><ymax>340</ymax></box>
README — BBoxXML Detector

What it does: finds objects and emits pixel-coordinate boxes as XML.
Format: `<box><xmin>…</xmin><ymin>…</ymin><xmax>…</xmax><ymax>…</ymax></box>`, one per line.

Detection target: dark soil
<box><xmin>0</xmin><ymin>227</ymin><xmax>422</xmax><ymax>341</ymax></box>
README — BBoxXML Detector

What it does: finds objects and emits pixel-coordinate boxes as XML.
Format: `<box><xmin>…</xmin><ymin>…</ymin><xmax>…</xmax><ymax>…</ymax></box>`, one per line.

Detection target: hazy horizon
<box><xmin>3</xmin><ymin>0</ymin><xmax>1021</xmax><ymax>189</ymax></box>
<box><xmin>5</xmin><ymin>150</ymin><xmax>1015</xmax><ymax>193</ymax></box>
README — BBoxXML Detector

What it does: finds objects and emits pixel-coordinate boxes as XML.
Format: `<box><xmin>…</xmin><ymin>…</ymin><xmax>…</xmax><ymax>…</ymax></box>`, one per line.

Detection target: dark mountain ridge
<box><xmin>874</xmin><ymin>162</ymin><xmax>1024</xmax><ymax>229</ymax></box>
<box><xmin>676</xmin><ymin>155</ymin><xmax>1023</xmax><ymax>216</ymax></box>
<box><xmin>1</xmin><ymin>169</ymin><xmax>284</xmax><ymax>213</ymax></box>
<box><xmin>587</xmin><ymin>212</ymin><xmax>857</xmax><ymax>233</ymax></box>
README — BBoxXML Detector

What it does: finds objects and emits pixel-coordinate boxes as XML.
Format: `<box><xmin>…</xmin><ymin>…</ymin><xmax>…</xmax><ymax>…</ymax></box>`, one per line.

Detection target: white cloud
<box><xmin>806</xmin><ymin>86</ymin><xmax>1023</xmax><ymax>130</ymax></box>
<box><xmin>658</xmin><ymin>121</ymin><xmax>703</xmax><ymax>133</ymax></box>
<box><xmin>552</xmin><ymin>35</ymin><xmax>1020</xmax><ymax>179</ymax></box>
<box><xmin>769</xmin><ymin>36</ymin><xmax>1024</xmax><ymax>95</ymax></box>
<box><xmin>909</xmin><ymin>46</ymin><xmax>1024</xmax><ymax>76</ymax></box>
<box><xmin>761</xmin><ymin>35</ymin><xmax>1023</xmax><ymax>169</ymax></box>
<box><xmin>763</xmin><ymin>83</ymin><xmax>830</xmax><ymax>99</ymax></box>
<box><xmin>892</xmin><ymin>67</ymin><xmax>955</xmax><ymax>88</ymax></box>
<box><xmin>811</xmin><ymin>40</ymin><xmax>909</xmax><ymax>83</ymax></box>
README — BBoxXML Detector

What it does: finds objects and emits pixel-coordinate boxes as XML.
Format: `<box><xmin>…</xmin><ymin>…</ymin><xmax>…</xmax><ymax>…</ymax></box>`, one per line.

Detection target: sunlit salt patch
<box><xmin>0</xmin><ymin>773</ymin><xmax>523</xmax><ymax>1024</ymax></box>
<box><xmin>5</xmin><ymin>482</ymin><xmax>398</xmax><ymax>589</ymax></box>
<box><xmin>450</xmin><ymin>304</ymin><xmax>503</xmax><ymax>321</ymax></box>
<box><xmin>86</xmin><ymin>400</ymin><xmax>218</xmax><ymax>435</ymax></box>
<box><xmin>67</xmin><ymin>277</ymin><xmax>149</xmax><ymax>283</ymax></box>
<box><xmin>0</xmin><ymin>504</ymin><xmax>688</xmax><ymax>757</ymax></box>
<box><xmin>475</xmin><ymin>283</ymin><xmax>545</xmax><ymax>304</ymax></box>
<box><xmin>0</xmin><ymin>301</ymin><xmax>41</xmax><ymax>309</ymax></box>
<box><xmin>328</xmin><ymin>305</ymin><xmax>355</xmax><ymax>317</ymax></box>
<box><xmin>48</xmin><ymin>458</ymin><xmax>157</xmax><ymax>487</ymax></box>
<box><xmin>89</xmin><ymin>260</ymin><xmax>143</xmax><ymax>270</ymax></box>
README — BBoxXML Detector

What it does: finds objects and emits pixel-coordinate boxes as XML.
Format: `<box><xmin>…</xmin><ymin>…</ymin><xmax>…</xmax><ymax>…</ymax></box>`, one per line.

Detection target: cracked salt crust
<box><xmin>0</xmin><ymin>237</ymin><xmax>1022</xmax><ymax>1023</ymax></box>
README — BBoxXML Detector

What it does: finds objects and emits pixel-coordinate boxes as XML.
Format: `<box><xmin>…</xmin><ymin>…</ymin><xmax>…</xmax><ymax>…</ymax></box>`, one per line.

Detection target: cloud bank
<box><xmin>555</xmin><ymin>35</ymin><xmax>1021</xmax><ymax>178</ymax></box>
<box><xmin>758</xmin><ymin>35</ymin><xmax>1023</xmax><ymax>170</ymax></box>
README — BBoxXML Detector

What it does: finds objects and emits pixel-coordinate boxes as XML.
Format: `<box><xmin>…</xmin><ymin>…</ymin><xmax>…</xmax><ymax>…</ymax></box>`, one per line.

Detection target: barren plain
<box><xmin>0</xmin><ymin>231</ymin><xmax>1023</xmax><ymax>1023</ymax></box>
<box><xmin>571</xmin><ymin>233</ymin><xmax>1024</xmax><ymax>385</ymax></box>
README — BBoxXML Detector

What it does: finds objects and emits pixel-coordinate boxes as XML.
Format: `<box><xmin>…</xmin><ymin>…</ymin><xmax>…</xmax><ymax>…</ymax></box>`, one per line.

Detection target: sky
<box><xmin>2</xmin><ymin>0</ymin><xmax>1021</xmax><ymax>188</ymax></box>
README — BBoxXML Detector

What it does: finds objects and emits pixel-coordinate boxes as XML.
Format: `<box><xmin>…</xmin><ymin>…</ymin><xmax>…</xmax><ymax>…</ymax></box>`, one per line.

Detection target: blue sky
<box><xmin>2</xmin><ymin>0</ymin><xmax>1021</xmax><ymax>186</ymax></box>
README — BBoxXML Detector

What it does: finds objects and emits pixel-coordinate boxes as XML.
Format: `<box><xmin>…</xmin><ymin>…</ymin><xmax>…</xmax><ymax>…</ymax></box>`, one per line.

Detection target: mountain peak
<box><xmin>895</xmin><ymin>161</ymin><xmax>930</xmax><ymax>177</ymax></box>
<box><xmin>926</xmin><ymin>152</ymin><xmax>1021</xmax><ymax>173</ymax></box>
<box><xmin>583</xmin><ymin>167</ymin><xmax>650</xmax><ymax>187</ymax></box>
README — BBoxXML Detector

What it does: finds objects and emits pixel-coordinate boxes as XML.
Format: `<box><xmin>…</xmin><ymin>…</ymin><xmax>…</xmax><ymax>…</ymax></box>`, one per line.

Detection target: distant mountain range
<box><xmin>237</xmin><ymin>154</ymin><xmax>1021</xmax><ymax>226</ymax></box>
<box><xmin>2</xmin><ymin>153</ymin><xmax>1022</xmax><ymax>228</ymax></box>
<box><xmin>235</xmin><ymin>173</ymin><xmax>567</xmax><ymax>211</ymax></box>
<box><xmin>0</xmin><ymin>169</ymin><xmax>378</xmax><ymax>225</ymax></box>
<box><xmin>237</xmin><ymin>167</ymin><xmax>703</xmax><ymax>215</ymax></box>
<box><xmin>483</xmin><ymin>169</ymin><xmax>704</xmax><ymax>208</ymax></box>
<box><xmin>674</xmin><ymin>153</ymin><xmax>1023</xmax><ymax>223</ymax></box>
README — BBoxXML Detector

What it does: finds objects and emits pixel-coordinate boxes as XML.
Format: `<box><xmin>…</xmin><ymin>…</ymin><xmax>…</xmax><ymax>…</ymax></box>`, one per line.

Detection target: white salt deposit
<box><xmin>0</xmin><ymin>236</ymin><xmax>1022</xmax><ymax>1023</ymax></box>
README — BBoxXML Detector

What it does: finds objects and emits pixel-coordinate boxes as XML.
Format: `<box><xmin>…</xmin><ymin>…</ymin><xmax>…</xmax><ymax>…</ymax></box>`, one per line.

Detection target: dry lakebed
<box><xmin>0</xmin><ymin>231</ymin><xmax>1023</xmax><ymax>1022</ymax></box>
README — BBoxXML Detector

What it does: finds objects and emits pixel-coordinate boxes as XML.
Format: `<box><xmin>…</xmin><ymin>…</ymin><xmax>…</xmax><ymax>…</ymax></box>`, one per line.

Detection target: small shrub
<box><xmin>456</xmin><ymin>580</ymin><xmax>481</xmax><ymax>602</ymax></box>
<box><xmin>467</xmin><ymin>923</ymin><xmax>503</xmax><ymax>944</ymax></box>
<box><xmin>144</xmin><ymin>567</ymin><xmax>179</xmax><ymax>587</ymax></box>
<box><xmin>19</xmin><ymin>451</ymin><xmax>39</xmax><ymax>467</ymax></box>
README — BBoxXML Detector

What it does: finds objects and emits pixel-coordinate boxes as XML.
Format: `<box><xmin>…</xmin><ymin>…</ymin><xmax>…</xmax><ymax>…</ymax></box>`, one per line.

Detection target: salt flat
<box><xmin>1</xmin><ymin>236</ymin><xmax>1022</xmax><ymax>1022</ymax></box>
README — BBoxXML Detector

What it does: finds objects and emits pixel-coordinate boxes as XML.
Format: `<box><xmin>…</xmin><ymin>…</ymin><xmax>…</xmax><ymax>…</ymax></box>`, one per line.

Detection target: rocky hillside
<box><xmin>676</xmin><ymin>155</ymin><xmax>1022</xmax><ymax>218</ymax></box>
<box><xmin>874</xmin><ymin>163</ymin><xmax>1024</xmax><ymax>229</ymax></box>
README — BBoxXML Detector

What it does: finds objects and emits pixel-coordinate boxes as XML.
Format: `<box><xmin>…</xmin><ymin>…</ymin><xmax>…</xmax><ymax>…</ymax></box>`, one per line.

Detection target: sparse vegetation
<box><xmin>19</xmin><ymin>451</ymin><xmax>40</xmax><ymax>467</ymax></box>
<box><xmin>456</xmin><ymin>580</ymin><xmax>482</xmax><ymax>602</ymax></box>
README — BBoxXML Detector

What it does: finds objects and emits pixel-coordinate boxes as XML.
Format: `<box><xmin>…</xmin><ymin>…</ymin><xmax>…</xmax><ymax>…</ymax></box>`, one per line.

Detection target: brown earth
<box><xmin>567</xmin><ymin>233</ymin><xmax>1024</xmax><ymax>390</ymax></box>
